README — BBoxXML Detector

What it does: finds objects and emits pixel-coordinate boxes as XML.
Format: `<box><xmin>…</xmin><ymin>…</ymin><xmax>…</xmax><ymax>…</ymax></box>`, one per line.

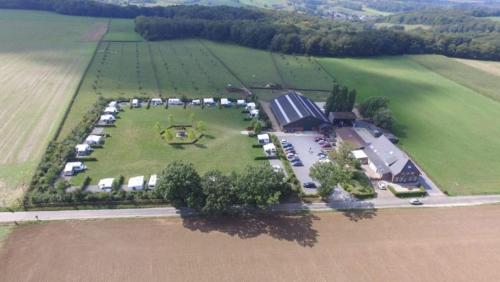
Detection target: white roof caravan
<box><xmin>151</xmin><ymin>98</ymin><xmax>163</xmax><ymax>106</ymax></box>
<box><xmin>100</xmin><ymin>114</ymin><xmax>116</xmax><ymax>124</ymax></box>
<box><xmin>104</xmin><ymin>106</ymin><xmax>118</xmax><ymax>115</ymax></box>
<box><xmin>132</xmin><ymin>99</ymin><xmax>140</xmax><ymax>108</ymax></box>
<box><xmin>246</xmin><ymin>102</ymin><xmax>256</xmax><ymax>111</ymax></box>
<box><xmin>108</xmin><ymin>101</ymin><xmax>119</xmax><ymax>109</ymax></box>
<box><xmin>75</xmin><ymin>144</ymin><xmax>92</xmax><ymax>156</ymax></box>
<box><xmin>127</xmin><ymin>176</ymin><xmax>145</xmax><ymax>191</ymax></box>
<box><xmin>63</xmin><ymin>162</ymin><xmax>87</xmax><ymax>176</ymax></box>
<box><xmin>85</xmin><ymin>135</ymin><xmax>103</xmax><ymax>145</ymax></box>
<box><xmin>203</xmin><ymin>98</ymin><xmax>215</xmax><ymax>105</ymax></box>
<box><xmin>257</xmin><ymin>133</ymin><xmax>270</xmax><ymax>145</ymax></box>
<box><xmin>263</xmin><ymin>143</ymin><xmax>277</xmax><ymax>157</ymax></box>
<box><xmin>249</xmin><ymin>109</ymin><xmax>259</xmax><ymax>118</ymax></box>
<box><xmin>168</xmin><ymin>98</ymin><xmax>183</xmax><ymax>105</ymax></box>
<box><xmin>220</xmin><ymin>98</ymin><xmax>231</xmax><ymax>106</ymax></box>
<box><xmin>192</xmin><ymin>99</ymin><xmax>201</xmax><ymax>105</ymax></box>
<box><xmin>98</xmin><ymin>178</ymin><xmax>114</xmax><ymax>190</ymax></box>
<box><xmin>237</xmin><ymin>99</ymin><xmax>246</xmax><ymax>106</ymax></box>
<box><xmin>148</xmin><ymin>174</ymin><xmax>157</xmax><ymax>189</ymax></box>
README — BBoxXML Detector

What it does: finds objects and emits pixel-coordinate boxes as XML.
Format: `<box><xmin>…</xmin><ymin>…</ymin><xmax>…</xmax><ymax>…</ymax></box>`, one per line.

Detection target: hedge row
<box><xmin>388</xmin><ymin>185</ymin><xmax>427</xmax><ymax>198</ymax></box>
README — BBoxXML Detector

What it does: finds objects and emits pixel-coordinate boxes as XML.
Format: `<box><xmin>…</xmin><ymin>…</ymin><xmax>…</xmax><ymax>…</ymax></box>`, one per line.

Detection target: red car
<box><xmin>321</xmin><ymin>143</ymin><xmax>332</xmax><ymax>148</ymax></box>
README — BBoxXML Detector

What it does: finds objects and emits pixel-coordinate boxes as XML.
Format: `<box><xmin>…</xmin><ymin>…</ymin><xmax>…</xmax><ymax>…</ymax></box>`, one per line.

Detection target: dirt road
<box><xmin>2</xmin><ymin>206</ymin><xmax>500</xmax><ymax>281</ymax></box>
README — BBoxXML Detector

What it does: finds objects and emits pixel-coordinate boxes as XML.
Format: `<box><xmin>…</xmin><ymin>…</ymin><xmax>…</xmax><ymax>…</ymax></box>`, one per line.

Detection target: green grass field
<box><xmin>70</xmin><ymin>107</ymin><xmax>265</xmax><ymax>185</ymax></box>
<box><xmin>103</xmin><ymin>19</ymin><xmax>144</xmax><ymax>42</ymax></box>
<box><xmin>317</xmin><ymin>55</ymin><xmax>500</xmax><ymax>195</ymax></box>
<box><xmin>0</xmin><ymin>10</ymin><xmax>106</xmax><ymax>207</ymax></box>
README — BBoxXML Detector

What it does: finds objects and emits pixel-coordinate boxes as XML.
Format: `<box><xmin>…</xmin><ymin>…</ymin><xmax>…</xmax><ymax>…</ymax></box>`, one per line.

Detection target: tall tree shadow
<box><xmin>181</xmin><ymin>213</ymin><xmax>320</xmax><ymax>247</ymax></box>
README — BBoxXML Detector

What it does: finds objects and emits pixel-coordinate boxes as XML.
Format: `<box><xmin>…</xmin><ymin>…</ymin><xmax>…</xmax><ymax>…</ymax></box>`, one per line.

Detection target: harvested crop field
<box><xmin>0</xmin><ymin>10</ymin><xmax>106</xmax><ymax>207</ymax></box>
<box><xmin>3</xmin><ymin>206</ymin><xmax>500</xmax><ymax>281</ymax></box>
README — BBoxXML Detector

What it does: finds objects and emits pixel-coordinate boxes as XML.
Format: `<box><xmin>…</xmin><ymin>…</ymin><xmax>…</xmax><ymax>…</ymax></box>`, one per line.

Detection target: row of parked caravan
<box><xmin>129</xmin><ymin>97</ymin><xmax>252</xmax><ymax>108</ymax></box>
<box><xmin>97</xmin><ymin>175</ymin><xmax>157</xmax><ymax>191</ymax></box>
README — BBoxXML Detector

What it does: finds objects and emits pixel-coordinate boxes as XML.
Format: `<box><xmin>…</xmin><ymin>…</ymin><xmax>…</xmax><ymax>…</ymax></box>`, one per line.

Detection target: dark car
<box><xmin>282</xmin><ymin>143</ymin><xmax>293</xmax><ymax>149</ymax></box>
<box><xmin>303</xmin><ymin>182</ymin><xmax>317</xmax><ymax>188</ymax></box>
<box><xmin>291</xmin><ymin>160</ymin><xmax>303</xmax><ymax>166</ymax></box>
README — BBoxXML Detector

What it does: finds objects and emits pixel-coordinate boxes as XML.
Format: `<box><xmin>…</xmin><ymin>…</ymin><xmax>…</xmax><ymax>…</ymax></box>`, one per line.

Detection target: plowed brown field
<box><xmin>2</xmin><ymin>206</ymin><xmax>500</xmax><ymax>281</ymax></box>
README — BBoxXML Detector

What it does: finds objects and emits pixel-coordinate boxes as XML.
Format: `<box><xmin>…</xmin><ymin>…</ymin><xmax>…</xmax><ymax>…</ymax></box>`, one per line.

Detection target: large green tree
<box><xmin>201</xmin><ymin>170</ymin><xmax>235</xmax><ymax>215</ymax></box>
<box><xmin>359</xmin><ymin>96</ymin><xmax>389</xmax><ymax>118</ymax></box>
<box><xmin>325</xmin><ymin>83</ymin><xmax>356</xmax><ymax>115</ymax></box>
<box><xmin>155</xmin><ymin>161</ymin><xmax>205</xmax><ymax>209</ymax></box>
<box><xmin>373</xmin><ymin>108</ymin><xmax>394</xmax><ymax>130</ymax></box>
<box><xmin>234</xmin><ymin>165</ymin><xmax>288</xmax><ymax>209</ymax></box>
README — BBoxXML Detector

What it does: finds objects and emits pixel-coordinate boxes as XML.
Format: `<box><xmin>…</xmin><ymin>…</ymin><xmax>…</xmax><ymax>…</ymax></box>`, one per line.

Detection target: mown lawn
<box><xmin>317</xmin><ymin>55</ymin><xmax>500</xmax><ymax>195</ymax></box>
<box><xmin>70</xmin><ymin>107</ymin><xmax>265</xmax><ymax>185</ymax></box>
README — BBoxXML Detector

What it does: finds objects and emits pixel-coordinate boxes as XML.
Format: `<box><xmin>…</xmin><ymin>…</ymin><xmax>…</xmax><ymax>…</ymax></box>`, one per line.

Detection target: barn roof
<box><xmin>270</xmin><ymin>92</ymin><xmax>329</xmax><ymax>127</ymax></box>
<box><xmin>364</xmin><ymin>135</ymin><xmax>418</xmax><ymax>176</ymax></box>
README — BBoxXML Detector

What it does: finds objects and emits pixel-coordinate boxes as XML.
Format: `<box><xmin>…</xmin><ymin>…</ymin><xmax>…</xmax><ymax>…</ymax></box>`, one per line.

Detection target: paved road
<box><xmin>2</xmin><ymin>195</ymin><xmax>500</xmax><ymax>223</ymax></box>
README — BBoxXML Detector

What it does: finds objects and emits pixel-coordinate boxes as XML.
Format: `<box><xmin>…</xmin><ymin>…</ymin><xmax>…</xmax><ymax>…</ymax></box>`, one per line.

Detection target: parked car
<box><xmin>284</xmin><ymin>147</ymin><xmax>295</xmax><ymax>152</ymax></box>
<box><xmin>287</xmin><ymin>154</ymin><xmax>298</xmax><ymax>161</ymax></box>
<box><xmin>292</xmin><ymin>161</ymin><xmax>303</xmax><ymax>166</ymax></box>
<box><xmin>303</xmin><ymin>182</ymin><xmax>317</xmax><ymax>188</ymax></box>
<box><xmin>314</xmin><ymin>137</ymin><xmax>323</xmax><ymax>142</ymax></box>
<box><xmin>281</xmin><ymin>139</ymin><xmax>287</xmax><ymax>144</ymax></box>
<box><xmin>377</xmin><ymin>181</ymin><xmax>387</xmax><ymax>190</ymax></box>
<box><xmin>409</xmin><ymin>198</ymin><xmax>423</xmax><ymax>205</ymax></box>
<box><xmin>282</xmin><ymin>143</ymin><xmax>293</xmax><ymax>149</ymax></box>
<box><xmin>321</xmin><ymin>143</ymin><xmax>332</xmax><ymax>148</ymax></box>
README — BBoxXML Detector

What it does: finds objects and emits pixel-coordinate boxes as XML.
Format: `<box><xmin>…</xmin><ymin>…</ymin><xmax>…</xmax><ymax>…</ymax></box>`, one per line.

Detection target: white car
<box><xmin>281</xmin><ymin>139</ymin><xmax>287</xmax><ymax>144</ymax></box>
<box><xmin>377</xmin><ymin>181</ymin><xmax>387</xmax><ymax>190</ymax></box>
<box><xmin>409</xmin><ymin>198</ymin><xmax>423</xmax><ymax>205</ymax></box>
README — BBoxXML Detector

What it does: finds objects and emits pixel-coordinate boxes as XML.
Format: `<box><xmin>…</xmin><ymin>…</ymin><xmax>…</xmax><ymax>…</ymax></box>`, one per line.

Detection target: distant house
<box><xmin>329</xmin><ymin>112</ymin><xmax>356</xmax><ymax>127</ymax></box>
<box><xmin>364</xmin><ymin>135</ymin><xmax>420</xmax><ymax>183</ymax></box>
<box><xmin>100</xmin><ymin>114</ymin><xmax>115</xmax><ymax>124</ymax></box>
<box><xmin>63</xmin><ymin>162</ymin><xmax>87</xmax><ymax>176</ymax></box>
<box><xmin>168</xmin><ymin>98</ymin><xmax>183</xmax><ymax>105</ymax></box>
<box><xmin>220</xmin><ymin>98</ymin><xmax>231</xmax><ymax>107</ymax></box>
<box><xmin>104</xmin><ymin>106</ymin><xmax>118</xmax><ymax>115</ymax></box>
<box><xmin>257</xmin><ymin>133</ymin><xmax>270</xmax><ymax>145</ymax></box>
<box><xmin>270</xmin><ymin>92</ymin><xmax>330</xmax><ymax>132</ymax></box>
<box><xmin>263</xmin><ymin>143</ymin><xmax>277</xmax><ymax>157</ymax></box>
<box><xmin>127</xmin><ymin>176</ymin><xmax>144</xmax><ymax>191</ymax></box>
<box><xmin>151</xmin><ymin>98</ymin><xmax>163</xmax><ymax>106</ymax></box>
<box><xmin>335</xmin><ymin>127</ymin><xmax>366</xmax><ymax>150</ymax></box>
<box><xmin>75</xmin><ymin>144</ymin><xmax>92</xmax><ymax>157</ymax></box>
<box><xmin>203</xmin><ymin>98</ymin><xmax>215</xmax><ymax>106</ymax></box>
<box><xmin>148</xmin><ymin>175</ymin><xmax>157</xmax><ymax>189</ymax></box>
<box><xmin>85</xmin><ymin>135</ymin><xmax>103</xmax><ymax>146</ymax></box>
<box><xmin>98</xmin><ymin>178</ymin><xmax>114</xmax><ymax>190</ymax></box>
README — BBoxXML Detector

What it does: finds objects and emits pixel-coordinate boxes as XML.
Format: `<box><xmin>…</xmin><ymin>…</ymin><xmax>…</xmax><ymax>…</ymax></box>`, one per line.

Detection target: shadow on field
<box><xmin>182</xmin><ymin>213</ymin><xmax>320</xmax><ymax>247</ymax></box>
<box><xmin>340</xmin><ymin>208</ymin><xmax>378</xmax><ymax>222</ymax></box>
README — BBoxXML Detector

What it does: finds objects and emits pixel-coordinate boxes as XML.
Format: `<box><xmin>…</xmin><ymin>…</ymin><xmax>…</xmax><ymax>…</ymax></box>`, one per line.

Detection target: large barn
<box><xmin>270</xmin><ymin>92</ymin><xmax>330</xmax><ymax>132</ymax></box>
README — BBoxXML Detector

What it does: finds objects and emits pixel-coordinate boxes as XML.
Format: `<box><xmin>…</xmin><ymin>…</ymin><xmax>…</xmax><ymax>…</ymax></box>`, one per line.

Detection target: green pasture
<box><xmin>317</xmin><ymin>55</ymin><xmax>500</xmax><ymax>195</ymax></box>
<box><xmin>70</xmin><ymin>107</ymin><xmax>265</xmax><ymax>185</ymax></box>
<box><xmin>103</xmin><ymin>19</ymin><xmax>144</xmax><ymax>42</ymax></box>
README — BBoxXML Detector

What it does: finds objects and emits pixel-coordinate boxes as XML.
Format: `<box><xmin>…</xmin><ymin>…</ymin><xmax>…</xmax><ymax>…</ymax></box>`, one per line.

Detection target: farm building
<box><xmin>257</xmin><ymin>133</ymin><xmax>270</xmax><ymax>144</ymax></box>
<box><xmin>104</xmin><ymin>106</ymin><xmax>118</xmax><ymax>115</ymax></box>
<box><xmin>329</xmin><ymin>112</ymin><xmax>356</xmax><ymax>127</ymax></box>
<box><xmin>263</xmin><ymin>143</ymin><xmax>277</xmax><ymax>157</ymax></box>
<box><xmin>364</xmin><ymin>135</ymin><xmax>420</xmax><ymax>183</ymax></box>
<box><xmin>75</xmin><ymin>144</ymin><xmax>92</xmax><ymax>157</ymax></box>
<box><xmin>355</xmin><ymin>120</ymin><xmax>399</xmax><ymax>144</ymax></box>
<box><xmin>98</xmin><ymin>178</ymin><xmax>114</xmax><ymax>190</ymax></box>
<box><xmin>168</xmin><ymin>98</ymin><xmax>183</xmax><ymax>105</ymax></box>
<box><xmin>85</xmin><ymin>135</ymin><xmax>103</xmax><ymax>146</ymax></box>
<box><xmin>63</xmin><ymin>162</ymin><xmax>87</xmax><ymax>176</ymax></box>
<box><xmin>148</xmin><ymin>175</ymin><xmax>157</xmax><ymax>189</ymax></box>
<box><xmin>336</xmin><ymin>128</ymin><xmax>366</xmax><ymax>150</ymax></box>
<box><xmin>100</xmin><ymin>114</ymin><xmax>115</xmax><ymax>124</ymax></box>
<box><xmin>220</xmin><ymin>98</ymin><xmax>231</xmax><ymax>107</ymax></box>
<box><xmin>151</xmin><ymin>98</ymin><xmax>163</xmax><ymax>106</ymax></box>
<box><xmin>128</xmin><ymin>176</ymin><xmax>144</xmax><ymax>190</ymax></box>
<box><xmin>203</xmin><ymin>98</ymin><xmax>215</xmax><ymax>106</ymax></box>
<box><xmin>270</xmin><ymin>92</ymin><xmax>330</xmax><ymax>132</ymax></box>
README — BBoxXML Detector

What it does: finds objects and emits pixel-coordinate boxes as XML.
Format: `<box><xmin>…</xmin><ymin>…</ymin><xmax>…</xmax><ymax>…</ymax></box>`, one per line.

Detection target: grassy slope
<box><xmin>0</xmin><ymin>10</ymin><xmax>104</xmax><ymax>206</ymax></box>
<box><xmin>411</xmin><ymin>55</ymin><xmax>500</xmax><ymax>101</ymax></box>
<box><xmin>70</xmin><ymin>107</ymin><xmax>265</xmax><ymax>185</ymax></box>
<box><xmin>317</xmin><ymin>56</ymin><xmax>500</xmax><ymax>195</ymax></box>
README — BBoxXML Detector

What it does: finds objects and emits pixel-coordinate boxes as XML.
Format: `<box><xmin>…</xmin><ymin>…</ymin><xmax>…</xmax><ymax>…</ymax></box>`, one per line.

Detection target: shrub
<box><xmin>388</xmin><ymin>185</ymin><xmax>427</xmax><ymax>198</ymax></box>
